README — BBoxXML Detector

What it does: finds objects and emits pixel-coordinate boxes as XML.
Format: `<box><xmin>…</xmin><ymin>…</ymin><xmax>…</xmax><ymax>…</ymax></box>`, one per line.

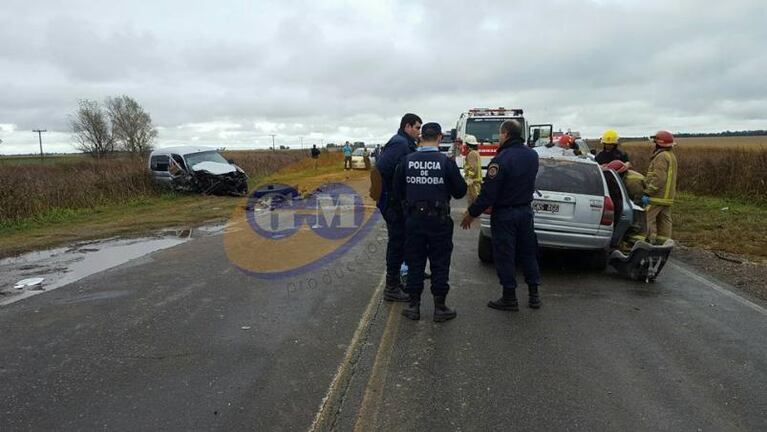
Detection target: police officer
<box><xmin>394</xmin><ymin>122</ymin><xmax>467</xmax><ymax>321</ymax></box>
<box><xmin>375</xmin><ymin>113</ymin><xmax>422</xmax><ymax>302</ymax></box>
<box><xmin>460</xmin><ymin>120</ymin><xmax>542</xmax><ymax>311</ymax></box>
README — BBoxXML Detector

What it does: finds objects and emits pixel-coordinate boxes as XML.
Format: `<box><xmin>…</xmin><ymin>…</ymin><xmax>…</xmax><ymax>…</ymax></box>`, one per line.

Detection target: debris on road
<box><xmin>13</xmin><ymin>277</ymin><xmax>45</xmax><ymax>290</ymax></box>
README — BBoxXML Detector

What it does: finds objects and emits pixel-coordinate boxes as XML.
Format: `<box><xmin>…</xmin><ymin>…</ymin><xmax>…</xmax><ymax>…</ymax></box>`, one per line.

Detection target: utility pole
<box><xmin>270</xmin><ymin>134</ymin><xmax>276</xmax><ymax>151</ymax></box>
<box><xmin>299</xmin><ymin>136</ymin><xmax>304</xmax><ymax>151</ymax></box>
<box><xmin>33</xmin><ymin>129</ymin><xmax>47</xmax><ymax>162</ymax></box>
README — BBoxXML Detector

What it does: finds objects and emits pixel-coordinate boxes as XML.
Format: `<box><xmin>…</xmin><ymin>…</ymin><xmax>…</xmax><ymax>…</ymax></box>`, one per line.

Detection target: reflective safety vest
<box><xmin>645</xmin><ymin>149</ymin><xmax>677</xmax><ymax>206</ymax></box>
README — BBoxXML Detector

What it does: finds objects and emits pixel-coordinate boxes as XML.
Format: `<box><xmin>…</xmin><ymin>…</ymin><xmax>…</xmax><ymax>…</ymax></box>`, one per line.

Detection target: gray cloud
<box><xmin>1</xmin><ymin>0</ymin><xmax>765</xmax><ymax>154</ymax></box>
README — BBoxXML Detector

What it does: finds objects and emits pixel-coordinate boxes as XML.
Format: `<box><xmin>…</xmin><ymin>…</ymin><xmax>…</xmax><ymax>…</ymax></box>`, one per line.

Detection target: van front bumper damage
<box><xmin>171</xmin><ymin>169</ymin><xmax>248</xmax><ymax>196</ymax></box>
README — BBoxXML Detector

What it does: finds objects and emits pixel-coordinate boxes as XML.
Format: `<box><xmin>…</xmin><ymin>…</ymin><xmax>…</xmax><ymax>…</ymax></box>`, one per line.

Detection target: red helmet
<box><xmin>558</xmin><ymin>135</ymin><xmax>574</xmax><ymax>149</ymax></box>
<box><xmin>652</xmin><ymin>130</ymin><xmax>675</xmax><ymax>147</ymax></box>
<box><xmin>606</xmin><ymin>160</ymin><xmax>628</xmax><ymax>173</ymax></box>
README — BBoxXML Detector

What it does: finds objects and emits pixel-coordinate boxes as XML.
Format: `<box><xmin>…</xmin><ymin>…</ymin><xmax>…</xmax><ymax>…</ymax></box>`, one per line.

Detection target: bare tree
<box><xmin>107</xmin><ymin>96</ymin><xmax>157</xmax><ymax>157</ymax></box>
<box><xmin>70</xmin><ymin>99</ymin><xmax>114</xmax><ymax>158</ymax></box>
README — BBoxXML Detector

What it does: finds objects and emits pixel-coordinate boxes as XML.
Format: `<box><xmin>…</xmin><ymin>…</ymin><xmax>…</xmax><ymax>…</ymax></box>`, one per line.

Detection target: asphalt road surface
<box><xmin>1</xmin><ymin>205</ymin><xmax>766</xmax><ymax>431</ymax></box>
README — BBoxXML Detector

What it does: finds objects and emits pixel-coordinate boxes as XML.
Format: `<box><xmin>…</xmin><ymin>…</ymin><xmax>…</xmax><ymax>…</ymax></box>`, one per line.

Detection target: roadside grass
<box><xmin>0</xmin><ymin>154</ymin><xmax>91</xmax><ymax>166</ymax></box>
<box><xmin>673</xmin><ymin>192</ymin><xmax>767</xmax><ymax>260</ymax></box>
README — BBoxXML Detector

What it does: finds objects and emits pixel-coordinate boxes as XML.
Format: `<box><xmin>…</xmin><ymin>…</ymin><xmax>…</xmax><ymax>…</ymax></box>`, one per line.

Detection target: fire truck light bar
<box><xmin>468</xmin><ymin>107</ymin><xmax>524</xmax><ymax>116</ymax></box>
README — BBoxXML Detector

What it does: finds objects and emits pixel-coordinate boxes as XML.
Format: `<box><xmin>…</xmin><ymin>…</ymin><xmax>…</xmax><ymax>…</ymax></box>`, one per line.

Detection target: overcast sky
<box><xmin>1</xmin><ymin>0</ymin><xmax>765</xmax><ymax>154</ymax></box>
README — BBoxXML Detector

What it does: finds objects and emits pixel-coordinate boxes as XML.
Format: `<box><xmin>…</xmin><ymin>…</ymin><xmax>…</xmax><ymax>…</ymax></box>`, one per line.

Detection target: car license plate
<box><xmin>533</xmin><ymin>202</ymin><xmax>560</xmax><ymax>213</ymax></box>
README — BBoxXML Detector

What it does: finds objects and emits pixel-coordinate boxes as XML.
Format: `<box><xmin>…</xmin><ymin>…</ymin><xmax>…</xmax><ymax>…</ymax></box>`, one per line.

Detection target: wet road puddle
<box><xmin>0</xmin><ymin>223</ymin><xmax>228</xmax><ymax>306</ymax></box>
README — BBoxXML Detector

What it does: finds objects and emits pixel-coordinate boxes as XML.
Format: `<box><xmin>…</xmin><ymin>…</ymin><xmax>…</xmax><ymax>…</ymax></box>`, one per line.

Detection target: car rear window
<box><xmin>536</xmin><ymin>159</ymin><xmax>604</xmax><ymax>196</ymax></box>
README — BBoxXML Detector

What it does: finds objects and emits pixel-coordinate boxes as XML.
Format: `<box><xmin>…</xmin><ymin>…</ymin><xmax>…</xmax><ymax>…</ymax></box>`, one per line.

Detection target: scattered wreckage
<box><xmin>148</xmin><ymin>146</ymin><xmax>248</xmax><ymax>196</ymax></box>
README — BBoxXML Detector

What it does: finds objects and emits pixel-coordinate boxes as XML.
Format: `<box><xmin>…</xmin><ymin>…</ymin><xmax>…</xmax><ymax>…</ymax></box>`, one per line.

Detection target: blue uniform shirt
<box><xmin>468</xmin><ymin>138</ymin><xmax>539</xmax><ymax>217</ymax></box>
<box><xmin>394</xmin><ymin>146</ymin><xmax>467</xmax><ymax>204</ymax></box>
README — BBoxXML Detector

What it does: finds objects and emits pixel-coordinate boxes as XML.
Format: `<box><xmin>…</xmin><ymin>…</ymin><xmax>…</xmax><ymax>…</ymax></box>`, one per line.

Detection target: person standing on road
<box><xmin>375</xmin><ymin>113</ymin><xmax>422</xmax><ymax>302</ymax></box>
<box><xmin>394</xmin><ymin>122</ymin><xmax>467</xmax><ymax>322</ymax></box>
<box><xmin>642</xmin><ymin>130</ymin><xmax>678</xmax><ymax>244</ymax></box>
<box><xmin>463</xmin><ymin>134</ymin><xmax>482</xmax><ymax>206</ymax></box>
<box><xmin>595</xmin><ymin>129</ymin><xmax>632</xmax><ymax>169</ymax></box>
<box><xmin>342</xmin><ymin>142</ymin><xmax>353</xmax><ymax>170</ymax></box>
<box><xmin>460</xmin><ymin>120</ymin><xmax>542</xmax><ymax>311</ymax></box>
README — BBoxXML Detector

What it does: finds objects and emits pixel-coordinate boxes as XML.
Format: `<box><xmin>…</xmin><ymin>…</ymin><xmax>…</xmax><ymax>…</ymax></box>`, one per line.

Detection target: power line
<box><xmin>32</xmin><ymin>129</ymin><xmax>47</xmax><ymax>162</ymax></box>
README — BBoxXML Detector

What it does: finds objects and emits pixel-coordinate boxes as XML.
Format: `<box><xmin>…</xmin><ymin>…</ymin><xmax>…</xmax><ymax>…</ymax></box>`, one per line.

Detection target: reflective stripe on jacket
<box><xmin>644</xmin><ymin>149</ymin><xmax>677</xmax><ymax>206</ymax></box>
<box><xmin>464</xmin><ymin>150</ymin><xmax>482</xmax><ymax>184</ymax></box>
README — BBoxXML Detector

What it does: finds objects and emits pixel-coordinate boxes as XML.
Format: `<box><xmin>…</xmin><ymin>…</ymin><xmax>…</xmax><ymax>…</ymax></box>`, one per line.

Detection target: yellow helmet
<box><xmin>601</xmin><ymin>129</ymin><xmax>619</xmax><ymax>145</ymax></box>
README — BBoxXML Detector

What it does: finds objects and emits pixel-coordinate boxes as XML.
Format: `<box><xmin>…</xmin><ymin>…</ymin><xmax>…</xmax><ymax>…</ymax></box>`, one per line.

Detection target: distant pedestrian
<box><xmin>394</xmin><ymin>122</ymin><xmax>467</xmax><ymax>322</ymax></box>
<box><xmin>363</xmin><ymin>148</ymin><xmax>371</xmax><ymax>170</ymax></box>
<box><xmin>460</xmin><ymin>120</ymin><xmax>542</xmax><ymax>311</ymax></box>
<box><xmin>311</xmin><ymin>144</ymin><xmax>321</xmax><ymax>170</ymax></box>
<box><xmin>375</xmin><ymin>113</ymin><xmax>422</xmax><ymax>302</ymax></box>
<box><xmin>342</xmin><ymin>142</ymin><xmax>353</xmax><ymax>170</ymax></box>
<box><xmin>642</xmin><ymin>131</ymin><xmax>678</xmax><ymax>245</ymax></box>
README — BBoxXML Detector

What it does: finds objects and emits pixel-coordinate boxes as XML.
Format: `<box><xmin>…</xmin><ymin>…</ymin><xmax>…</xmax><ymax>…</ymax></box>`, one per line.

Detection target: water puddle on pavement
<box><xmin>0</xmin><ymin>222</ymin><xmax>229</xmax><ymax>306</ymax></box>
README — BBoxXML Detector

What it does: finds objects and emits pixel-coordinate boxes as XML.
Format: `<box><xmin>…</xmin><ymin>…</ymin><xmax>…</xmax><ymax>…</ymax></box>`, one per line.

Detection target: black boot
<box><xmin>433</xmin><ymin>296</ymin><xmax>457</xmax><ymax>322</ymax></box>
<box><xmin>401</xmin><ymin>295</ymin><xmax>421</xmax><ymax>321</ymax></box>
<box><xmin>487</xmin><ymin>291</ymin><xmax>519</xmax><ymax>311</ymax></box>
<box><xmin>528</xmin><ymin>285</ymin><xmax>541</xmax><ymax>309</ymax></box>
<box><xmin>383</xmin><ymin>279</ymin><xmax>409</xmax><ymax>302</ymax></box>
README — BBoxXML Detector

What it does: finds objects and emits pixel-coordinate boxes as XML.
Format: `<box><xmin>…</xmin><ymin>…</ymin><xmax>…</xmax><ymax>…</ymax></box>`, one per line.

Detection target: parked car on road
<box><xmin>350</xmin><ymin>147</ymin><xmax>372</xmax><ymax>170</ymax></box>
<box><xmin>148</xmin><ymin>146</ymin><xmax>248</xmax><ymax>196</ymax></box>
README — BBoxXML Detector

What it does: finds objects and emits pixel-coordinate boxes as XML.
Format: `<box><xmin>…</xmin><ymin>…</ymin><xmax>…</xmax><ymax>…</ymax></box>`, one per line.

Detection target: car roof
<box><xmin>150</xmin><ymin>146</ymin><xmax>218</xmax><ymax>156</ymax></box>
<box><xmin>537</xmin><ymin>153</ymin><xmax>598</xmax><ymax>165</ymax></box>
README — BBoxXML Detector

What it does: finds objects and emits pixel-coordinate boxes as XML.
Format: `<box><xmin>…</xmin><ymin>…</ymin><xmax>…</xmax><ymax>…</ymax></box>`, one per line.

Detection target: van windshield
<box><xmin>536</xmin><ymin>159</ymin><xmax>604</xmax><ymax>196</ymax></box>
<box><xmin>185</xmin><ymin>151</ymin><xmax>229</xmax><ymax>167</ymax></box>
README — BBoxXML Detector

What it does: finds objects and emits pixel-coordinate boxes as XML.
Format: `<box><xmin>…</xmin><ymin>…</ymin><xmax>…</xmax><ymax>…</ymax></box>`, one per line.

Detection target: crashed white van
<box><xmin>148</xmin><ymin>146</ymin><xmax>248</xmax><ymax>196</ymax></box>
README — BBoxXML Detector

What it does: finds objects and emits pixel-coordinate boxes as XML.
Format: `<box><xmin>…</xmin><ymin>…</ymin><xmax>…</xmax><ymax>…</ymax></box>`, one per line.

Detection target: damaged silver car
<box><xmin>148</xmin><ymin>146</ymin><xmax>248</xmax><ymax>196</ymax></box>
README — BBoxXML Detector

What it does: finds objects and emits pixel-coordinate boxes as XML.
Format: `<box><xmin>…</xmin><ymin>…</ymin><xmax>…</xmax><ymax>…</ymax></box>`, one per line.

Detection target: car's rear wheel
<box><xmin>478</xmin><ymin>232</ymin><xmax>494</xmax><ymax>263</ymax></box>
<box><xmin>588</xmin><ymin>249</ymin><xmax>608</xmax><ymax>271</ymax></box>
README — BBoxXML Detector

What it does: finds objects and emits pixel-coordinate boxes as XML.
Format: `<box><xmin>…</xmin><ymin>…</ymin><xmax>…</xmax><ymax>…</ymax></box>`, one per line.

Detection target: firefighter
<box><xmin>394</xmin><ymin>122</ymin><xmax>467</xmax><ymax>322</ymax></box>
<box><xmin>460</xmin><ymin>120</ymin><xmax>541</xmax><ymax>311</ymax></box>
<box><xmin>463</xmin><ymin>134</ymin><xmax>482</xmax><ymax>206</ymax></box>
<box><xmin>375</xmin><ymin>113</ymin><xmax>422</xmax><ymax>302</ymax></box>
<box><xmin>595</xmin><ymin>129</ymin><xmax>632</xmax><ymax>169</ymax></box>
<box><xmin>642</xmin><ymin>130</ymin><xmax>678</xmax><ymax>244</ymax></box>
<box><xmin>605</xmin><ymin>160</ymin><xmax>646</xmax><ymax>203</ymax></box>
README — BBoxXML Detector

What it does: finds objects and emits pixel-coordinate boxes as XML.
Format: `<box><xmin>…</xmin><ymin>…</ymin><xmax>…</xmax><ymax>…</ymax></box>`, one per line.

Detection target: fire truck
<box><xmin>449</xmin><ymin>107</ymin><xmax>552</xmax><ymax>174</ymax></box>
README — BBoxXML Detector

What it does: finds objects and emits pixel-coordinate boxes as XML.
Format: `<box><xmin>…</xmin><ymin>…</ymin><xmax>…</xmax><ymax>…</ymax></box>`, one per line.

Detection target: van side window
<box><xmin>150</xmin><ymin>155</ymin><xmax>170</xmax><ymax>171</ymax></box>
<box><xmin>171</xmin><ymin>154</ymin><xmax>186</xmax><ymax>170</ymax></box>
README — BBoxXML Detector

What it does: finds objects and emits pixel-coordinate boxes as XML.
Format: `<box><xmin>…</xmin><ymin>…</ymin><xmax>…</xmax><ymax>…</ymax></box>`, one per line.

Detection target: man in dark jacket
<box><xmin>461</xmin><ymin>120</ymin><xmax>542</xmax><ymax>311</ymax></box>
<box><xmin>375</xmin><ymin>113</ymin><xmax>422</xmax><ymax>302</ymax></box>
<box><xmin>394</xmin><ymin>122</ymin><xmax>467</xmax><ymax>322</ymax></box>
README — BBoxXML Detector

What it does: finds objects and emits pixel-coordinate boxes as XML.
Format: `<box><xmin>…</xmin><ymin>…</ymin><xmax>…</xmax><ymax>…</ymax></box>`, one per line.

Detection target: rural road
<box><xmin>1</xmin><ymin>204</ymin><xmax>766</xmax><ymax>431</ymax></box>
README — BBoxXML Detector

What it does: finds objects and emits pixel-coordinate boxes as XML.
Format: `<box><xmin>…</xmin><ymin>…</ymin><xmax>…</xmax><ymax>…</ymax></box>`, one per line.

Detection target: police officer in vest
<box><xmin>394</xmin><ymin>122</ymin><xmax>467</xmax><ymax>322</ymax></box>
<box><xmin>460</xmin><ymin>120</ymin><xmax>542</xmax><ymax>311</ymax></box>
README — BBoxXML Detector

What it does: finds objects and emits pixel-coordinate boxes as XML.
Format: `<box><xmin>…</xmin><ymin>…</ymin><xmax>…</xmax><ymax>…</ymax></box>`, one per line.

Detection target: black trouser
<box><xmin>404</xmin><ymin>214</ymin><xmax>454</xmax><ymax>298</ymax></box>
<box><xmin>491</xmin><ymin>206</ymin><xmax>540</xmax><ymax>296</ymax></box>
<box><xmin>383</xmin><ymin>208</ymin><xmax>406</xmax><ymax>284</ymax></box>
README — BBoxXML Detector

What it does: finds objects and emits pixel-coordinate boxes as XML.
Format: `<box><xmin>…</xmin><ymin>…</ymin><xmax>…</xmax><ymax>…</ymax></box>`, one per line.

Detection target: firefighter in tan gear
<box><xmin>604</xmin><ymin>160</ymin><xmax>646</xmax><ymax>203</ymax></box>
<box><xmin>641</xmin><ymin>130</ymin><xmax>678</xmax><ymax>244</ymax></box>
<box><xmin>463</xmin><ymin>134</ymin><xmax>482</xmax><ymax>206</ymax></box>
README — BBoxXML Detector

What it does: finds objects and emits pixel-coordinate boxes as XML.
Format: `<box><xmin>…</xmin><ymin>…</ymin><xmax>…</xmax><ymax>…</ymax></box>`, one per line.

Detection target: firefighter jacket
<box><xmin>644</xmin><ymin>149</ymin><xmax>677</xmax><ymax>206</ymax></box>
<box><xmin>623</xmin><ymin>170</ymin><xmax>646</xmax><ymax>203</ymax></box>
<box><xmin>464</xmin><ymin>149</ymin><xmax>482</xmax><ymax>184</ymax></box>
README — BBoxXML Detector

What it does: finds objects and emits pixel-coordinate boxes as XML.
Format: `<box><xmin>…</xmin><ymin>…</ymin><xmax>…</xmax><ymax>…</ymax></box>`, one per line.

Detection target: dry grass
<box><xmin>585</xmin><ymin>136</ymin><xmax>767</xmax><ymax>203</ymax></box>
<box><xmin>0</xmin><ymin>150</ymin><xmax>315</xmax><ymax>225</ymax></box>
